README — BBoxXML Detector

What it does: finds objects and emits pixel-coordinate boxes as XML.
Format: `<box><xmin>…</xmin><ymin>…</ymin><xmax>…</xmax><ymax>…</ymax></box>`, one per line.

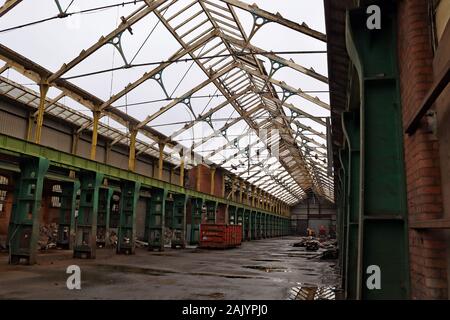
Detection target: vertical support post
<box><xmin>57</xmin><ymin>181</ymin><xmax>80</xmax><ymax>250</ymax></box>
<box><xmin>34</xmin><ymin>83</ymin><xmax>49</xmax><ymax>144</ymax></box>
<box><xmin>190</xmin><ymin>198</ymin><xmax>204</xmax><ymax>245</ymax></box>
<box><xmin>210</xmin><ymin>166</ymin><xmax>216</xmax><ymax>195</ymax></box>
<box><xmin>128</xmin><ymin>129</ymin><xmax>137</xmax><ymax>172</ymax></box>
<box><xmin>179</xmin><ymin>150</ymin><xmax>185</xmax><ymax>187</ymax></box>
<box><xmin>146</xmin><ymin>188</ymin><xmax>167</xmax><ymax>251</ymax></box>
<box><xmin>74</xmin><ymin>171</ymin><xmax>103</xmax><ymax>259</ymax></box>
<box><xmin>346</xmin><ymin>5</ymin><xmax>409</xmax><ymax>299</ymax></box>
<box><xmin>8</xmin><ymin>157</ymin><xmax>49</xmax><ymax>265</ymax></box>
<box><xmin>117</xmin><ymin>180</ymin><xmax>141</xmax><ymax>254</ymax></box>
<box><xmin>205</xmin><ymin>200</ymin><xmax>217</xmax><ymax>224</ymax></box>
<box><xmin>26</xmin><ymin>113</ymin><xmax>34</xmax><ymax>141</ymax></box>
<box><xmin>90</xmin><ymin>109</ymin><xmax>100</xmax><ymax>161</ymax></box>
<box><xmin>245</xmin><ymin>209</ymin><xmax>251</xmax><ymax>240</ymax></box>
<box><xmin>237</xmin><ymin>207</ymin><xmax>244</xmax><ymax>239</ymax></box>
<box><xmin>97</xmin><ymin>187</ymin><xmax>113</xmax><ymax>248</ymax></box>
<box><xmin>222</xmin><ymin>172</ymin><xmax>226</xmax><ymax>197</ymax></box>
<box><xmin>171</xmin><ymin>194</ymin><xmax>187</xmax><ymax>249</ymax></box>
<box><xmin>239</xmin><ymin>180</ymin><xmax>244</xmax><ymax>203</ymax></box>
<box><xmin>158</xmin><ymin>142</ymin><xmax>165</xmax><ymax>180</ymax></box>
<box><xmin>196</xmin><ymin>165</ymin><xmax>201</xmax><ymax>191</ymax></box>
<box><xmin>251</xmin><ymin>186</ymin><xmax>255</xmax><ymax>207</ymax></box>
<box><xmin>228</xmin><ymin>205</ymin><xmax>236</xmax><ymax>225</ymax></box>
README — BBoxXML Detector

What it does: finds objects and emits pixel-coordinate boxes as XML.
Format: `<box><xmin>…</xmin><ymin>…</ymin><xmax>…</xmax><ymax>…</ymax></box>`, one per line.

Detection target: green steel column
<box><xmin>165</xmin><ymin>195</ymin><xmax>174</xmax><ymax>234</ymax></box>
<box><xmin>251</xmin><ymin>211</ymin><xmax>256</xmax><ymax>240</ymax></box>
<box><xmin>244</xmin><ymin>209</ymin><xmax>251</xmax><ymax>241</ymax></box>
<box><xmin>228</xmin><ymin>205</ymin><xmax>237</xmax><ymax>225</ymax></box>
<box><xmin>171</xmin><ymin>194</ymin><xmax>187</xmax><ymax>249</ymax></box>
<box><xmin>237</xmin><ymin>207</ymin><xmax>244</xmax><ymax>239</ymax></box>
<box><xmin>342</xmin><ymin>111</ymin><xmax>360</xmax><ymax>299</ymax></box>
<box><xmin>146</xmin><ymin>188</ymin><xmax>167</xmax><ymax>251</ymax></box>
<box><xmin>190</xmin><ymin>198</ymin><xmax>203</xmax><ymax>245</ymax></box>
<box><xmin>205</xmin><ymin>200</ymin><xmax>218</xmax><ymax>224</ymax></box>
<box><xmin>117</xmin><ymin>180</ymin><xmax>141</xmax><ymax>255</ymax></box>
<box><xmin>347</xmin><ymin>4</ymin><xmax>409</xmax><ymax>299</ymax></box>
<box><xmin>74</xmin><ymin>171</ymin><xmax>103</xmax><ymax>259</ymax></box>
<box><xmin>262</xmin><ymin>213</ymin><xmax>266</xmax><ymax>238</ymax></box>
<box><xmin>337</xmin><ymin>147</ymin><xmax>348</xmax><ymax>293</ymax></box>
<box><xmin>8</xmin><ymin>156</ymin><xmax>49</xmax><ymax>264</ymax></box>
<box><xmin>97</xmin><ymin>187</ymin><xmax>113</xmax><ymax>248</ymax></box>
<box><xmin>57</xmin><ymin>181</ymin><xmax>80</xmax><ymax>250</ymax></box>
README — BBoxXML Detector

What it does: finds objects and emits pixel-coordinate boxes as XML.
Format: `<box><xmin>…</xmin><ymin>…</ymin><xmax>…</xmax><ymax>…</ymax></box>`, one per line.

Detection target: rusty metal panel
<box><xmin>41</xmin><ymin>126</ymin><xmax>71</xmax><ymax>153</ymax></box>
<box><xmin>77</xmin><ymin>139</ymin><xmax>90</xmax><ymax>158</ymax></box>
<box><xmin>108</xmin><ymin>150</ymin><xmax>128</xmax><ymax>170</ymax></box>
<box><xmin>0</xmin><ymin>110</ymin><xmax>26</xmax><ymax>139</ymax></box>
<box><xmin>135</xmin><ymin>160</ymin><xmax>152</xmax><ymax>177</ymax></box>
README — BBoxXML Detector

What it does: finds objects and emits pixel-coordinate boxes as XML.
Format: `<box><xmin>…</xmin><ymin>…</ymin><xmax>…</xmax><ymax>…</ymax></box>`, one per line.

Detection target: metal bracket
<box><xmin>281</xmin><ymin>88</ymin><xmax>296</xmax><ymax>104</ymax></box>
<box><xmin>249</xmin><ymin>13</ymin><xmax>271</xmax><ymax>39</ymax></box>
<box><xmin>108</xmin><ymin>32</ymin><xmax>130</xmax><ymax>67</ymax></box>
<box><xmin>204</xmin><ymin>115</ymin><xmax>213</xmax><ymax>127</ymax></box>
<box><xmin>269</xmin><ymin>59</ymin><xmax>287</xmax><ymax>78</ymax></box>
<box><xmin>151</xmin><ymin>70</ymin><xmax>170</xmax><ymax>99</ymax></box>
<box><xmin>180</xmin><ymin>96</ymin><xmax>195</xmax><ymax>117</ymax></box>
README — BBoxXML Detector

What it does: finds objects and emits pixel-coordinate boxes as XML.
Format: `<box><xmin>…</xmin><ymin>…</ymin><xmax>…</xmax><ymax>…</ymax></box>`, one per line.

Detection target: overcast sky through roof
<box><xmin>0</xmin><ymin>0</ymin><xmax>331</xmax><ymax>204</ymax></box>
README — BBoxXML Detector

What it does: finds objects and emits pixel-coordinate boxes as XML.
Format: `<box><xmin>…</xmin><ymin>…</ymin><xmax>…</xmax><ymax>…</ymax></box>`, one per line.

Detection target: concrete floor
<box><xmin>0</xmin><ymin>236</ymin><xmax>340</xmax><ymax>300</ymax></box>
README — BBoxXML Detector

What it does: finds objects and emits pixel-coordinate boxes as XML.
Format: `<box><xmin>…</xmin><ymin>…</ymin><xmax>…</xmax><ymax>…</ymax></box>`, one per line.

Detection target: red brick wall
<box><xmin>397</xmin><ymin>0</ymin><xmax>448</xmax><ymax>299</ymax></box>
<box><xmin>0</xmin><ymin>191</ymin><xmax>13</xmax><ymax>241</ymax></box>
<box><xmin>188</xmin><ymin>165</ymin><xmax>224</xmax><ymax>198</ymax></box>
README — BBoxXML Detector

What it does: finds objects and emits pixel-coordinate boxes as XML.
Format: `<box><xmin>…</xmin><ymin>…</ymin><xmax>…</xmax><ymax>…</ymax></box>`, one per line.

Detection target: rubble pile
<box><xmin>38</xmin><ymin>223</ymin><xmax>58</xmax><ymax>250</ymax></box>
<box><xmin>164</xmin><ymin>227</ymin><xmax>173</xmax><ymax>245</ymax></box>
<box><xmin>292</xmin><ymin>236</ymin><xmax>339</xmax><ymax>259</ymax></box>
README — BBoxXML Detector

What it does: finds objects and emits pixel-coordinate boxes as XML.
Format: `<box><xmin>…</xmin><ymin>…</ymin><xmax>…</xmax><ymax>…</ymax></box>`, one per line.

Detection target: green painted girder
<box><xmin>346</xmin><ymin>4</ymin><xmax>409</xmax><ymax>299</ymax></box>
<box><xmin>56</xmin><ymin>181</ymin><xmax>80</xmax><ymax>250</ymax></box>
<box><xmin>8</xmin><ymin>156</ymin><xmax>49</xmax><ymax>265</ymax></box>
<box><xmin>73</xmin><ymin>171</ymin><xmax>103</xmax><ymax>259</ymax></box>
<box><xmin>117</xmin><ymin>180</ymin><xmax>141</xmax><ymax>255</ymax></box>
<box><xmin>0</xmin><ymin>133</ymin><xmax>285</xmax><ymax>217</ymax></box>
<box><xmin>145</xmin><ymin>188</ymin><xmax>167</xmax><ymax>251</ymax></box>
<box><xmin>97</xmin><ymin>187</ymin><xmax>113</xmax><ymax>248</ymax></box>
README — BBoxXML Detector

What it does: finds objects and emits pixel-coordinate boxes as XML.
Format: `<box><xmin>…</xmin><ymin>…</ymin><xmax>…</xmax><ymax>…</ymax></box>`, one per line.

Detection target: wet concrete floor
<box><xmin>0</xmin><ymin>236</ymin><xmax>340</xmax><ymax>300</ymax></box>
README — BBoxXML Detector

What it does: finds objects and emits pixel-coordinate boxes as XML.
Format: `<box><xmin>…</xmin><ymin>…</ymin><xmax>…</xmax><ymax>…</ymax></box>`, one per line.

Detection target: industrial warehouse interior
<box><xmin>0</xmin><ymin>0</ymin><xmax>449</xmax><ymax>305</ymax></box>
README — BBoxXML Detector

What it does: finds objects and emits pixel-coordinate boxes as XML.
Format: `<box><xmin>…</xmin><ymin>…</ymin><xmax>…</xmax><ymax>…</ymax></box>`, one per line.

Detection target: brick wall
<box><xmin>397</xmin><ymin>0</ymin><xmax>448</xmax><ymax>299</ymax></box>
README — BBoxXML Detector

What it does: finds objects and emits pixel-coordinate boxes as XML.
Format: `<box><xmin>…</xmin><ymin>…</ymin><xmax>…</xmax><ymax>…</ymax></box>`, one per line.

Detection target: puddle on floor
<box><xmin>252</xmin><ymin>259</ymin><xmax>282</xmax><ymax>262</ymax></box>
<box><xmin>194</xmin><ymin>292</ymin><xmax>225</xmax><ymax>299</ymax></box>
<box><xmin>242</xmin><ymin>265</ymin><xmax>290</xmax><ymax>273</ymax></box>
<box><xmin>288</xmin><ymin>283</ymin><xmax>337</xmax><ymax>300</ymax></box>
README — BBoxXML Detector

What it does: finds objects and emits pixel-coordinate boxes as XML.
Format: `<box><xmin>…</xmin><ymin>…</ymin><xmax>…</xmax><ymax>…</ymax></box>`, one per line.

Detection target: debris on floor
<box><xmin>305</xmin><ymin>240</ymin><xmax>320</xmax><ymax>251</ymax></box>
<box><xmin>320</xmin><ymin>248</ymin><xmax>339</xmax><ymax>260</ymax></box>
<box><xmin>135</xmin><ymin>239</ymin><xmax>148</xmax><ymax>248</ymax></box>
<box><xmin>288</xmin><ymin>283</ymin><xmax>337</xmax><ymax>300</ymax></box>
<box><xmin>38</xmin><ymin>223</ymin><xmax>58</xmax><ymax>250</ymax></box>
<box><xmin>109</xmin><ymin>231</ymin><xmax>118</xmax><ymax>247</ymax></box>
